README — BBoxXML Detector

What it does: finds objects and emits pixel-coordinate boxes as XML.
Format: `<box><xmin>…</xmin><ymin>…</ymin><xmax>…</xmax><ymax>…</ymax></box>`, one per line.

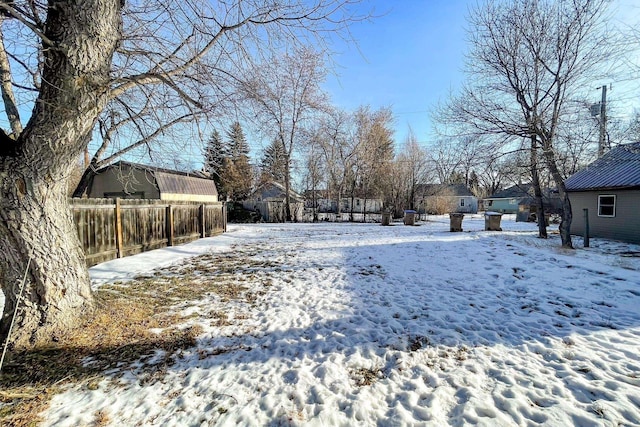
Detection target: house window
<box><xmin>460</xmin><ymin>198</ymin><xmax>465</xmax><ymax>207</ymax></box>
<box><xmin>598</xmin><ymin>195</ymin><xmax>616</xmax><ymax>217</ymax></box>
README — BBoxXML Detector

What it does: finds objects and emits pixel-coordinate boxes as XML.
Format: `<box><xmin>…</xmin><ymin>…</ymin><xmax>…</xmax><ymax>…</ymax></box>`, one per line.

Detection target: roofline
<box><xmin>99</xmin><ymin>160</ymin><xmax>204</xmax><ymax>179</ymax></box>
<box><xmin>567</xmin><ymin>185</ymin><xmax>640</xmax><ymax>192</ymax></box>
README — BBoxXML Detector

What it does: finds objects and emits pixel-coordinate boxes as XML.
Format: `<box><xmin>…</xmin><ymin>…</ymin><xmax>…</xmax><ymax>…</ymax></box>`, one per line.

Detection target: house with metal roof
<box><xmin>86</xmin><ymin>161</ymin><xmax>219</xmax><ymax>202</ymax></box>
<box><xmin>483</xmin><ymin>184</ymin><xmax>561</xmax><ymax>220</ymax></box>
<box><xmin>565</xmin><ymin>142</ymin><xmax>640</xmax><ymax>244</ymax></box>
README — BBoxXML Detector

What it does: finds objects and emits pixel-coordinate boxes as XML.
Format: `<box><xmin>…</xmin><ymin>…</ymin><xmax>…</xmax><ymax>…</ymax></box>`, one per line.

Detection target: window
<box><xmin>460</xmin><ymin>198</ymin><xmax>465</xmax><ymax>207</ymax></box>
<box><xmin>598</xmin><ymin>195</ymin><xmax>616</xmax><ymax>217</ymax></box>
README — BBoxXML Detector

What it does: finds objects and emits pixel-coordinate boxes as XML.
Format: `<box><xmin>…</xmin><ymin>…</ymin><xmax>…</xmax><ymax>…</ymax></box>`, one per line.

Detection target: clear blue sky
<box><xmin>323</xmin><ymin>0</ymin><xmax>471</xmax><ymax>147</ymax></box>
<box><xmin>322</xmin><ymin>0</ymin><xmax>640</xmax><ymax>149</ymax></box>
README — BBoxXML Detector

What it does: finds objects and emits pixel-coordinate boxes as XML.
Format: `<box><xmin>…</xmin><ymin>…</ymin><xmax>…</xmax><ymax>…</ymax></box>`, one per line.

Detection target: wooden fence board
<box><xmin>70</xmin><ymin>199</ymin><xmax>226</xmax><ymax>266</ymax></box>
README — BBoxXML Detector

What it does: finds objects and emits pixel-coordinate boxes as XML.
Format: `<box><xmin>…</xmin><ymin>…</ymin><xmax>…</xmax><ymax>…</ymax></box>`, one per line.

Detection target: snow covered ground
<box><xmin>9</xmin><ymin>215</ymin><xmax>640</xmax><ymax>425</ymax></box>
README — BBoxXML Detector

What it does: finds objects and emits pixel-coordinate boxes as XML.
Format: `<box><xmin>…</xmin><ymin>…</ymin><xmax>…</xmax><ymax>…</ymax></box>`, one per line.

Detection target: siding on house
<box><xmin>566</xmin><ymin>142</ymin><xmax>640</xmax><ymax>244</ymax></box>
<box><xmin>569</xmin><ymin>189</ymin><xmax>640</xmax><ymax>244</ymax></box>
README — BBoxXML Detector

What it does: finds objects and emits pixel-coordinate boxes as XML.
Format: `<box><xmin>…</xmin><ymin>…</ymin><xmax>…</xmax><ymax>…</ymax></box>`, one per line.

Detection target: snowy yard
<box><xmin>10</xmin><ymin>215</ymin><xmax>640</xmax><ymax>426</ymax></box>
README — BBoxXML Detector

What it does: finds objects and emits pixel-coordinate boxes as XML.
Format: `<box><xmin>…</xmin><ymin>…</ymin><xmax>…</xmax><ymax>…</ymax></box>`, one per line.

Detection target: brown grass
<box><xmin>0</xmin><ymin>246</ymin><xmax>281</xmax><ymax>426</ymax></box>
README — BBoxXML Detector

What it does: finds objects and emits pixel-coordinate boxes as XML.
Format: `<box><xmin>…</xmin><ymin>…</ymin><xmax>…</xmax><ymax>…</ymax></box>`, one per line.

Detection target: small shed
<box><xmin>565</xmin><ymin>142</ymin><xmax>640</xmax><ymax>244</ymax></box>
<box><xmin>86</xmin><ymin>161</ymin><xmax>218</xmax><ymax>202</ymax></box>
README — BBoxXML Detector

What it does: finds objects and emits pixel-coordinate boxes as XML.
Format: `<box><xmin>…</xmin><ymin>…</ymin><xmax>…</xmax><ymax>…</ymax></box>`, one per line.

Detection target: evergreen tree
<box><xmin>260</xmin><ymin>139</ymin><xmax>288</xmax><ymax>184</ymax></box>
<box><xmin>227</xmin><ymin>121</ymin><xmax>250</xmax><ymax>159</ymax></box>
<box><xmin>204</xmin><ymin>129</ymin><xmax>227</xmax><ymax>191</ymax></box>
<box><xmin>221</xmin><ymin>121</ymin><xmax>252</xmax><ymax>201</ymax></box>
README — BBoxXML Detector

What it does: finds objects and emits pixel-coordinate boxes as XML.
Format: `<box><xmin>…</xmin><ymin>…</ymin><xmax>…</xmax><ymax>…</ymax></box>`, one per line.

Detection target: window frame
<box><xmin>597</xmin><ymin>194</ymin><xmax>616</xmax><ymax>218</ymax></box>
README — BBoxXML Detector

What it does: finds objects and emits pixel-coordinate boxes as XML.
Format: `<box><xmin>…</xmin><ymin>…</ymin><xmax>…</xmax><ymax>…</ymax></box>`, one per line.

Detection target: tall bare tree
<box><xmin>396</xmin><ymin>129</ymin><xmax>430</xmax><ymax>210</ymax></box>
<box><xmin>439</xmin><ymin>0</ymin><xmax>612</xmax><ymax>247</ymax></box>
<box><xmin>240</xmin><ymin>47</ymin><xmax>328</xmax><ymax>221</ymax></box>
<box><xmin>315</xmin><ymin>107</ymin><xmax>354</xmax><ymax>216</ymax></box>
<box><xmin>0</xmin><ymin>0</ymin><xmax>367</xmax><ymax>349</ymax></box>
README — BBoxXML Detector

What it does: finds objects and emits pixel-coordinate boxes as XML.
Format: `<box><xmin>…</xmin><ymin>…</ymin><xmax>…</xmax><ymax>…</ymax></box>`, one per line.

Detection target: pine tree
<box><xmin>227</xmin><ymin>121</ymin><xmax>250</xmax><ymax>159</ymax></box>
<box><xmin>204</xmin><ymin>129</ymin><xmax>227</xmax><ymax>191</ymax></box>
<box><xmin>260</xmin><ymin>139</ymin><xmax>288</xmax><ymax>184</ymax></box>
<box><xmin>222</xmin><ymin>121</ymin><xmax>252</xmax><ymax>201</ymax></box>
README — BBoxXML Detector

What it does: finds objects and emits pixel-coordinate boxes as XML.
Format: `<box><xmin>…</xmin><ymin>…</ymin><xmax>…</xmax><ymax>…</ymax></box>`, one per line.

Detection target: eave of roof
<box><xmin>565</xmin><ymin>142</ymin><xmax>640</xmax><ymax>191</ymax></box>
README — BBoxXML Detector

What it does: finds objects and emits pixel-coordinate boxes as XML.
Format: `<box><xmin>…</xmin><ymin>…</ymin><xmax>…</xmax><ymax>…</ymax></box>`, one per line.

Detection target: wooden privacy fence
<box><xmin>70</xmin><ymin>198</ymin><xmax>227</xmax><ymax>266</ymax></box>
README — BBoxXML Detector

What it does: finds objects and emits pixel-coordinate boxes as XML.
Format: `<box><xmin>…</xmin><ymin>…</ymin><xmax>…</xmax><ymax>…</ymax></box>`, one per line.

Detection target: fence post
<box><xmin>166</xmin><ymin>204</ymin><xmax>174</xmax><ymax>246</ymax></box>
<box><xmin>223</xmin><ymin>202</ymin><xmax>227</xmax><ymax>232</ymax></box>
<box><xmin>583</xmin><ymin>208</ymin><xmax>590</xmax><ymax>248</ymax></box>
<box><xmin>199</xmin><ymin>204</ymin><xmax>206</xmax><ymax>238</ymax></box>
<box><xmin>115</xmin><ymin>198</ymin><xmax>124</xmax><ymax>258</ymax></box>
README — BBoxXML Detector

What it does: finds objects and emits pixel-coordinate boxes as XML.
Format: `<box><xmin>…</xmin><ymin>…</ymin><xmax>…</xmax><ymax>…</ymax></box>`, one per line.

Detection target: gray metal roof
<box><xmin>565</xmin><ymin>142</ymin><xmax>640</xmax><ymax>191</ymax></box>
<box><xmin>101</xmin><ymin>161</ymin><xmax>218</xmax><ymax>196</ymax></box>
<box><xmin>154</xmin><ymin>172</ymin><xmax>218</xmax><ymax>196</ymax></box>
<box><xmin>487</xmin><ymin>184</ymin><xmax>533</xmax><ymax>199</ymax></box>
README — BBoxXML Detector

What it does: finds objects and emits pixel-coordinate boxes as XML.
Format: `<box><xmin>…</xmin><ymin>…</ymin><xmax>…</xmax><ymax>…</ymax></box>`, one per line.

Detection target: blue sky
<box><xmin>323</xmin><ymin>0</ymin><xmax>471</xmax><ymax>146</ymax></box>
<box><xmin>321</xmin><ymin>0</ymin><xmax>640</xmax><ymax>149</ymax></box>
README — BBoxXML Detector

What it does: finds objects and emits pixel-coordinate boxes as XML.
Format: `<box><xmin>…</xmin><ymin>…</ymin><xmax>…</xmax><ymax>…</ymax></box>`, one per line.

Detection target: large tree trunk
<box><xmin>0</xmin><ymin>1</ymin><xmax>122</xmax><ymax>349</ymax></box>
<box><xmin>0</xmin><ymin>163</ymin><xmax>93</xmax><ymax>348</ymax></box>
<box><xmin>530</xmin><ymin>136</ymin><xmax>547</xmax><ymax>239</ymax></box>
<box><xmin>541</xmin><ymin>140</ymin><xmax>573</xmax><ymax>248</ymax></box>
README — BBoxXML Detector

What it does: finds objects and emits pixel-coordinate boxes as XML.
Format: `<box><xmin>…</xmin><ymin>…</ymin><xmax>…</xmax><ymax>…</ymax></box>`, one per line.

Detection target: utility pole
<box><xmin>597</xmin><ymin>85</ymin><xmax>607</xmax><ymax>158</ymax></box>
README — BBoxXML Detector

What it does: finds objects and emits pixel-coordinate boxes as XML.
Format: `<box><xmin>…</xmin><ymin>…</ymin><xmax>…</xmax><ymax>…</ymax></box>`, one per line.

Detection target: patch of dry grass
<box><xmin>0</xmin><ymin>246</ymin><xmax>280</xmax><ymax>426</ymax></box>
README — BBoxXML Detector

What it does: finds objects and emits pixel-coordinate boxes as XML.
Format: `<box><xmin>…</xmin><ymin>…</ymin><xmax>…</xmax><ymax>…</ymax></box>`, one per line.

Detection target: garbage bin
<box><xmin>484</xmin><ymin>211</ymin><xmax>503</xmax><ymax>231</ymax></box>
<box><xmin>381</xmin><ymin>212</ymin><xmax>391</xmax><ymax>226</ymax></box>
<box><xmin>449</xmin><ymin>213</ymin><xmax>464</xmax><ymax>232</ymax></box>
<box><xmin>403</xmin><ymin>210</ymin><xmax>416</xmax><ymax>226</ymax></box>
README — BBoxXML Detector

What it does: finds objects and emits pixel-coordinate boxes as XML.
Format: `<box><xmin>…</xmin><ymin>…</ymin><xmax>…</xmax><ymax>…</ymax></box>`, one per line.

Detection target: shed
<box><xmin>565</xmin><ymin>142</ymin><xmax>640</xmax><ymax>244</ymax></box>
<box><xmin>86</xmin><ymin>161</ymin><xmax>218</xmax><ymax>202</ymax></box>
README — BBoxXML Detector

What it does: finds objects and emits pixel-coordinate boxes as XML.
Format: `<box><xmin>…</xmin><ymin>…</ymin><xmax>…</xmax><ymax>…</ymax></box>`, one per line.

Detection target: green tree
<box><xmin>221</xmin><ymin>122</ymin><xmax>252</xmax><ymax>200</ymax></box>
<box><xmin>204</xmin><ymin>129</ymin><xmax>227</xmax><ymax>192</ymax></box>
<box><xmin>260</xmin><ymin>139</ymin><xmax>288</xmax><ymax>184</ymax></box>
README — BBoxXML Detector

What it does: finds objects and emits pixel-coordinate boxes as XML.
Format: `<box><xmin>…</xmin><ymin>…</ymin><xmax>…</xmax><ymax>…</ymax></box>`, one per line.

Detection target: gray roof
<box><xmin>102</xmin><ymin>161</ymin><xmax>218</xmax><ymax>196</ymax></box>
<box><xmin>565</xmin><ymin>142</ymin><xmax>640</xmax><ymax>191</ymax></box>
<box><xmin>416</xmin><ymin>184</ymin><xmax>474</xmax><ymax>197</ymax></box>
<box><xmin>154</xmin><ymin>171</ymin><xmax>218</xmax><ymax>196</ymax></box>
<box><xmin>487</xmin><ymin>184</ymin><xmax>533</xmax><ymax>199</ymax></box>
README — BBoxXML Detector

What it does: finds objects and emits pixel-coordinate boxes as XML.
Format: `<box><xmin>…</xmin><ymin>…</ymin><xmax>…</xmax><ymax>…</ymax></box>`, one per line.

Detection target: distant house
<box><xmin>565</xmin><ymin>142</ymin><xmax>640</xmax><ymax>244</ymax></box>
<box><xmin>243</xmin><ymin>181</ymin><xmax>304</xmax><ymax>222</ymax></box>
<box><xmin>86</xmin><ymin>161</ymin><xmax>218</xmax><ymax>202</ymax></box>
<box><xmin>484</xmin><ymin>184</ymin><xmax>560</xmax><ymax>219</ymax></box>
<box><xmin>416</xmin><ymin>184</ymin><xmax>478</xmax><ymax>214</ymax></box>
<box><xmin>340</xmin><ymin>197</ymin><xmax>383</xmax><ymax>214</ymax></box>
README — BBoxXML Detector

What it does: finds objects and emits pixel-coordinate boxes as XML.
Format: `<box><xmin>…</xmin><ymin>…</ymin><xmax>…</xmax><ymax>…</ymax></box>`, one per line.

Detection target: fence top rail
<box><xmin>70</xmin><ymin>198</ymin><xmax>225</xmax><ymax>208</ymax></box>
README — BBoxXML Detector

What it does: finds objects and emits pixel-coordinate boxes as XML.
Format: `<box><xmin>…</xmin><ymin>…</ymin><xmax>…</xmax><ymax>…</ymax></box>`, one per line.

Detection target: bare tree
<box><xmin>396</xmin><ymin>129</ymin><xmax>430</xmax><ymax>210</ymax></box>
<box><xmin>0</xmin><ymin>0</ymin><xmax>368</xmax><ymax>349</ymax></box>
<box><xmin>315</xmin><ymin>107</ymin><xmax>354</xmax><ymax>217</ymax></box>
<box><xmin>346</xmin><ymin>105</ymin><xmax>394</xmax><ymax>221</ymax></box>
<box><xmin>240</xmin><ymin>47</ymin><xmax>328</xmax><ymax>221</ymax></box>
<box><xmin>439</xmin><ymin>0</ymin><xmax>613</xmax><ymax>247</ymax></box>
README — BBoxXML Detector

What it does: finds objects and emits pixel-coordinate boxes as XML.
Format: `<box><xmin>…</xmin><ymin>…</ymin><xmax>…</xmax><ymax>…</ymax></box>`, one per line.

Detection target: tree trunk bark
<box><xmin>0</xmin><ymin>0</ymin><xmax>122</xmax><ymax>348</ymax></box>
<box><xmin>530</xmin><ymin>136</ymin><xmax>547</xmax><ymax>239</ymax></box>
<box><xmin>0</xmin><ymin>164</ymin><xmax>93</xmax><ymax>348</ymax></box>
<box><xmin>541</xmin><ymin>141</ymin><xmax>573</xmax><ymax>248</ymax></box>
<box><xmin>284</xmin><ymin>154</ymin><xmax>292</xmax><ymax>222</ymax></box>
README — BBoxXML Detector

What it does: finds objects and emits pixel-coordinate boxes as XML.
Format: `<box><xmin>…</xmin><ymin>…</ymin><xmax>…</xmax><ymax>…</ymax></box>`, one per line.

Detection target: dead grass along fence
<box><xmin>70</xmin><ymin>198</ymin><xmax>227</xmax><ymax>266</ymax></box>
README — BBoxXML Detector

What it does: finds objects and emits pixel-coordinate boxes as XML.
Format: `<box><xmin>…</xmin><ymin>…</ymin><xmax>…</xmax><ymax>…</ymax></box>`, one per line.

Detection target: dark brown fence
<box><xmin>70</xmin><ymin>198</ymin><xmax>227</xmax><ymax>266</ymax></box>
